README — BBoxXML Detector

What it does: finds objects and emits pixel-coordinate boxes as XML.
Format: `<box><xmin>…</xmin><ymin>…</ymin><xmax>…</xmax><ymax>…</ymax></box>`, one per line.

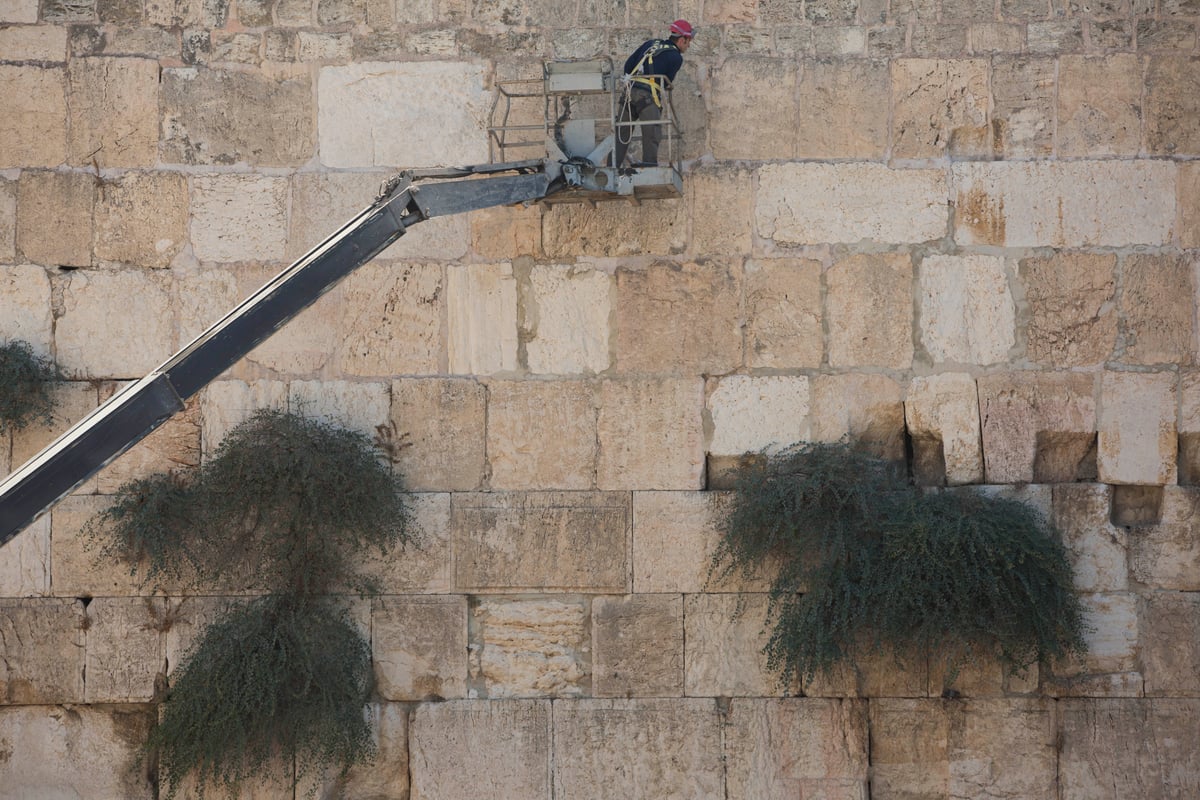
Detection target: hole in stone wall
<box><xmin>909</xmin><ymin>433</ymin><xmax>947</xmax><ymax>487</ymax></box>
<box><xmin>1033</xmin><ymin>431</ymin><xmax>1098</xmax><ymax>483</ymax></box>
<box><xmin>704</xmin><ymin>453</ymin><xmax>766</xmax><ymax>491</ymax></box>
<box><xmin>1178</xmin><ymin>433</ymin><xmax>1200</xmax><ymax>486</ymax></box>
<box><xmin>1110</xmin><ymin>484</ymin><xmax>1164</xmax><ymax>527</ymax></box>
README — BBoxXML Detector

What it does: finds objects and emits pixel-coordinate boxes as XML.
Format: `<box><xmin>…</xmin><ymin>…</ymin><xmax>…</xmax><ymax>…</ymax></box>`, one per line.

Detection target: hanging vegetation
<box><xmin>0</xmin><ymin>339</ymin><xmax>59</xmax><ymax>432</ymax></box>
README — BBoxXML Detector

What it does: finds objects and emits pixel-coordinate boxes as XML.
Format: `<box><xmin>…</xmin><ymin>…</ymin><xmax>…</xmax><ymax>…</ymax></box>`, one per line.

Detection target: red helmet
<box><xmin>669</xmin><ymin>19</ymin><xmax>694</xmax><ymax>38</ymax></box>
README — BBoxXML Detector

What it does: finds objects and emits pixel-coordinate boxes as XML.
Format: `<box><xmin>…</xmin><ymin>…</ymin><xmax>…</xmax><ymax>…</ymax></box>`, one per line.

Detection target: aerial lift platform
<box><xmin>0</xmin><ymin>60</ymin><xmax>684</xmax><ymax>546</ymax></box>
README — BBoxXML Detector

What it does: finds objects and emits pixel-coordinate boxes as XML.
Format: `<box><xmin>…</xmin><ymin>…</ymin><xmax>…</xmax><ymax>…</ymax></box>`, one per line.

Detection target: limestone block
<box><xmin>905</xmin><ymin>373</ymin><xmax>983</xmax><ymax>485</ymax></box>
<box><xmin>796</xmin><ymin>58</ymin><xmax>889</xmax><ymax>159</ymax></box>
<box><xmin>162</xmin><ymin>67</ymin><xmax>313</xmax><ymax>166</ymax></box>
<box><xmin>94</xmin><ymin>172</ymin><xmax>188</xmax><ymax>268</ymax></box>
<box><xmin>67</xmin><ymin>57</ymin><xmax>158</xmax><ymax>168</ymax></box>
<box><xmin>163</xmin><ymin>597</ymin><xmax>250</xmax><ymax>676</ymax></box>
<box><xmin>409</xmin><ymin>700</ymin><xmax>551</xmax><ymax>800</ymax></box>
<box><xmin>0</xmin><ymin>180</ymin><xmax>13</xmax><ymax>262</ymax></box>
<box><xmin>1052</xmin><ymin>485</ymin><xmax>1128</xmax><ymax>593</ymax></box>
<box><xmin>1019</xmin><ymin>253</ymin><xmax>1117</xmax><ymax>367</ymax></box>
<box><xmin>190</xmin><ymin>174</ymin><xmax>288</xmax><ymax>263</ymax></box>
<box><xmin>542</xmin><ymin>197</ymin><xmax>687</xmax><ymax>258</ymax></box>
<box><xmin>0</xmin><ymin>515</ymin><xmax>49</xmax><ymax>597</ymax></box>
<box><xmin>1074</xmin><ymin>592</ymin><xmax>1139</xmax><ymax>674</ymax></box>
<box><xmin>95</xmin><ymin>393</ymin><xmax>201</xmax><ymax>493</ymax></box>
<box><xmin>978</xmin><ymin>372</ymin><xmax>1096</xmax><ymax>483</ymax></box>
<box><xmin>175</xmin><ymin>266</ymin><xmax>241</xmax><ymax>346</ymax></box>
<box><xmin>990</xmin><ymin>57</ymin><xmax>1055</xmax><ymax>158</ymax></box>
<box><xmin>470</xmin><ymin>203</ymin><xmax>542</xmax><ymax>259</ymax></box>
<box><xmin>1058</xmin><ymin>54</ymin><xmax>1142</xmax><ymax>157</ymax></box>
<box><xmin>1145</xmin><ymin>56</ymin><xmax>1200</xmax><ymax>155</ymax></box>
<box><xmin>355</xmin><ymin>493</ymin><xmax>452</xmax><ymax>592</ymax></box>
<box><xmin>684</xmin><ymin>593</ymin><xmax>783</xmax><ymax>697</ymax></box>
<box><xmin>969</xmin><ymin>22</ymin><xmax>1024</xmax><ymax>52</ymax></box>
<box><xmin>487</xmin><ymin>380</ymin><xmax>596</xmax><ymax>489</ymax></box>
<box><xmin>744</xmin><ymin>258</ymin><xmax>822</xmax><ymax>369</ymax></box>
<box><xmin>710</xmin><ymin>57</ymin><xmax>799</xmax><ymax>159</ymax></box>
<box><xmin>452</xmin><ymin>492</ymin><xmax>629</xmax><ymax>592</ymax></box>
<box><xmin>706</xmin><ymin>375</ymin><xmax>811</xmax><ymax>456</ymax></box>
<box><xmin>239</xmin><ymin>263</ymin><xmax>343</xmax><ymax>374</ymax></box>
<box><xmin>0</xmin><ymin>598</ymin><xmax>85</xmax><ymax>703</ymax></box>
<box><xmin>552</xmin><ymin>699</ymin><xmax>722</xmax><ymax>800</ymax></box>
<box><xmin>83</xmin><ymin>596</ymin><xmax>163</xmax><ymax>702</ymax></box>
<box><xmin>523</xmin><ymin>265</ymin><xmax>611</xmax><ymax>375</ymax></box>
<box><xmin>0</xmin><ymin>264</ymin><xmax>53</xmax><ymax>346</ymax></box>
<box><xmin>11</xmin><ymin>382</ymin><xmax>97</xmax><ymax>474</ymax></box>
<box><xmin>447</xmin><ymin>263</ymin><xmax>518</xmax><ymax>375</ymax></box>
<box><xmin>613</xmin><ymin>259</ymin><xmax>742</xmax><ymax>374</ymax></box>
<box><xmin>285</xmin><ymin>379</ymin><xmax>389</xmax><ymax>438</ymax></box>
<box><xmin>596</xmin><ymin>377</ymin><xmax>704</xmax><ymax>490</ymax></box>
<box><xmin>1098</xmin><ymin>371</ymin><xmax>1176</xmax><ymax>485</ymax></box>
<box><xmin>304</xmin><ymin>702</ymin><xmax>408</xmax><ymax>800</ymax></box>
<box><xmin>1181</xmin><ymin>162</ymin><xmax>1200</xmax><ymax>248</ymax></box>
<box><xmin>319</xmin><ymin>62</ymin><xmax>489</xmax><ymax>167</ymax></box>
<box><xmin>56</xmin><ymin>270</ymin><xmax>174</xmax><ymax>378</ymax></box>
<box><xmin>49</xmin><ymin>495</ymin><xmax>153</xmax><ymax>597</ymax></box>
<box><xmin>953</xmin><ymin>161</ymin><xmax>1176</xmax><ymax>247</ymax></box>
<box><xmin>373</xmin><ymin>595</ymin><xmax>466</xmax><ymax>701</ymax></box>
<box><xmin>1139</xmin><ymin>592</ymin><xmax>1200</xmax><ymax>695</ymax></box>
<box><xmin>827</xmin><ymin>253</ymin><xmax>914</xmax><ymax>368</ymax></box>
<box><xmin>16</xmin><ymin>170</ymin><xmax>93</xmax><ymax>268</ymax></box>
<box><xmin>891</xmin><ymin>58</ymin><xmax>989</xmax><ymax>158</ymax></box>
<box><xmin>687</xmin><ymin>166</ymin><xmax>754</xmax><ymax>256</ymax></box>
<box><xmin>296</xmin><ymin>30</ymin><xmax>351</xmax><ymax>60</ymax></box>
<box><xmin>811</xmin><ymin>374</ymin><xmax>906</xmax><ymax>459</ymax></box>
<box><xmin>0</xmin><ymin>706</ymin><xmax>154</xmax><ymax>798</ymax></box>
<box><xmin>1120</xmin><ymin>254</ymin><xmax>1194</xmax><ymax>366</ymax></box>
<box><xmin>0</xmin><ymin>0</ymin><xmax>38</xmax><ymax>20</ymax></box>
<box><xmin>757</xmin><ymin>163</ymin><xmax>948</xmax><ymax>245</ymax></box>
<box><xmin>285</xmin><ymin>171</ymin><xmax>376</xmax><ymax>260</ymax></box>
<box><xmin>198</xmin><ymin>379</ymin><xmax>288</xmax><ymax>457</ymax></box>
<box><xmin>591</xmin><ymin>594</ymin><xmax>683</xmax><ymax>697</ymax></box>
<box><xmin>909</xmin><ymin>21</ymin><xmax>969</xmax><ymax>55</ymax></box>
<box><xmin>387</xmin><ymin>378</ymin><xmax>485</xmax><ymax>491</ymax></box>
<box><xmin>0</xmin><ymin>66</ymin><xmax>66</xmax><ymax>168</ymax></box>
<box><xmin>725</xmin><ymin>698</ymin><xmax>869</xmax><ymax>800</ymax></box>
<box><xmin>1131</xmin><ymin>488</ymin><xmax>1200</xmax><ymax>590</ymax></box>
<box><xmin>471</xmin><ymin>596</ymin><xmax>589</xmax><ymax>698</ymax></box>
<box><xmin>146</xmin><ymin>0</ymin><xmax>226</xmax><ymax>27</ymax></box>
<box><xmin>918</xmin><ymin>254</ymin><xmax>1014</xmax><ymax>366</ymax></box>
<box><xmin>0</xmin><ymin>25</ymin><xmax>67</xmax><ymax>60</ymax></box>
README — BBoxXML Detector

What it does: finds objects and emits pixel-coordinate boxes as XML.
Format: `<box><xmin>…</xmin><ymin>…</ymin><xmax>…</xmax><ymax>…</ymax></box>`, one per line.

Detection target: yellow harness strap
<box><xmin>628</xmin><ymin>40</ymin><xmax>674</xmax><ymax>107</ymax></box>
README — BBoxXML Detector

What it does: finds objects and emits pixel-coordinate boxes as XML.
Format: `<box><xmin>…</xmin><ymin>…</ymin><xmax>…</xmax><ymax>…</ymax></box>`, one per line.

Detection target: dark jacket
<box><xmin>623</xmin><ymin>39</ymin><xmax>683</xmax><ymax>84</ymax></box>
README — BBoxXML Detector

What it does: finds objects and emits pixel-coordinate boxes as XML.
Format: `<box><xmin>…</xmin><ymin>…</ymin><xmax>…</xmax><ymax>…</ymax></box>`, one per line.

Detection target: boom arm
<box><xmin>0</xmin><ymin>162</ymin><xmax>558</xmax><ymax>547</ymax></box>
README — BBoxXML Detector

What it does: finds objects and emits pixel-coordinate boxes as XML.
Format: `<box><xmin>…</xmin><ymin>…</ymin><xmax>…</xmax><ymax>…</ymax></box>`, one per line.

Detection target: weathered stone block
<box><xmin>687</xmin><ymin>166</ymin><xmax>754</xmax><ymax>255</ymax></box>
<box><xmin>95</xmin><ymin>393</ymin><xmax>201</xmax><ymax>493</ymax></box>
<box><xmin>56</xmin><ymin>270</ymin><xmax>174</xmax><ymax>378</ymax></box>
<box><xmin>1180</xmin><ymin>162</ymin><xmax>1200</xmax><ymax>248</ymax></box>
<box><xmin>725</xmin><ymin>699</ymin><xmax>869</xmax><ymax>800</ymax></box>
<box><xmin>1139</xmin><ymin>591</ymin><xmax>1200</xmax><ymax>695</ymax></box>
<box><xmin>0</xmin><ymin>180</ymin><xmax>13</xmax><ymax>263</ymax></box>
<box><xmin>486</xmin><ymin>380</ymin><xmax>596</xmax><ymax>489</ymax></box>
<box><xmin>409</xmin><ymin>700</ymin><xmax>551</xmax><ymax>799</ymax></box>
<box><xmin>354</xmin><ymin>493</ymin><xmax>452</xmax><ymax>593</ymax></box>
<box><xmin>745</xmin><ymin>258</ymin><xmax>822</xmax><ymax>369</ymax></box>
<box><xmin>892</xmin><ymin>58</ymin><xmax>989</xmax><ymax>158</ymax></box>
<box><xmin>757</xmin><ymin>163</ymin><xmax>948</xmax><ymax>245</ymax></box>
<box><xmin>93</xmin><ymin>171</ymin><xmax>188</xmax><ymax>268</ymax></box>
<box><xmin>0</xmin><ymin>264</ymin><xmax>53</xmax><ymax>346</ymax></box>
<box><xmin>373</xmin><ymin>595</ymin><xmax>466</xmax><ymax>701</ymax></box>
<box><xmin>303</xmin><ymin>702</ymin><xmax>408</xmax><ymax>799</ymax></box>
<box><xmin>190</xmin><ymin>174</ymin><xmax>288</xmax><ymax>263</ymax></box>
<box><xmin>684</xmin><ymin>593</ymin><xmax>784</xmax><ymax>697</ymax></box>
<box><xmin>909</xmin><ymin>21</ymin><xmax>969</xmax><ymax>55</ymax></box>
<box><xmin>542</xmin><ymin>197</ymin><xmax>687</xmax><ymax>258</ymax></box>
<box><xmin>613</xmin><ymin>259</ymin><xmax>741</xmax><ymax>374</ymax></box>
<box><xmin>1053</xmin><ymin>485</ymin><xmax>1128</xmax><ymax>593</ymax></box>
<box><xmin>470</xmin><ymin>203</ymin><xmax>542</xmax><ymax>259</ymax></box>
<box><xmin>0</xmin><ymin>24</ymin><xmax>67</xmax><ymax>59</ymax></box>
<box><xmin>230</xmin><ymin>265</ymin><xmax>343</xmax><ymax>376</ymax></box>
<box><xmin>1058</xmin><ymin>54</ymin><xmax>1142</xmax><ymax>157</ymax></box>
<box><xmin>174</xmin><ymin>267</ymin><xmax>241</xmax><ymax>351</ymax></box>
<box><xmin>918</xmin><ymin>254</ymin><xmax>1015</xmax><ymax>366</ymax></box>
<box><xmin>1120</xmin><ymin>254</ymin><xmax>1194</xmax><ymax>366</ymax></box>
<box><xmin>0</xmin><ymin>706</ymin><xmax>154</xmax><ymax>798</ymax></box>
<box><xmin>17</xmin><ymin>170</ymin><xmax>93</xmax><ymax>268</ymax></box>
<box><xmin>448</xmin><ymin>263</ymin><xmax>518</xmax><ymax>375</ymax></box>
<box><xmin>706</xmin><ymin>375</ymin><xmax>811</xmax><ymax>456</ymax></box>
<box><xmin>1098</xmin><ymin>370</ymin><xmax>1176</xmax><ymax>485</ymax></box>
<box><xmin>284</xmin><ymin>171</ymin><xmax>376</xmax><ymax>260</ymax></box>
<box><xmin>592</xmin><ymin>594</ymin><xmax>683</xmax><ymax>697</ymax></box>
<box><xmin>287</xmin><ymin>379</ymin><xmax>389</xmax><ymax>436</ymax></box>
<box><xmin>0</xmin><ymin>66</ymin><xmax>66</xmax><ymax>168</ymax></box>
<box><xmin>454</xmin><ymin>492</ymin><xmax>628</xmax><ymax>592</ymax></box>
<box><xmin>905</xmin><ymin>373</ymin><xmax>983</xmax><ymax>485</ymax></box>
<box><xmin>1067</xmin><ymin>592</ymin><xmax>1140</xmax><ymax>677</ymax></box>
<box><xmin>471</xmin><ymin>596</ymin><xmax>589</xmax><ymax>698</ymax></box>
<box><xmin>0</xmin><ymin>598</ymin><xmax>85</xmax><ymax>703</ymax></box>
<box><xmin>711</xmin><ymin>57</ymin><xmax>799</xmax><ymax>159</ymax></box>
<box><xmin>811</xmin><ymin>374</ymin><xmax>906</xmax><ymax>459</ymax></box>
<box><xmin>198</xmin><ymin>379</ymin><xmax>288</xmax><ymax>458</ymax></box>
<box><xmin>1145</xmin><ymin>55</ymin><xmax>1200</xmax><ymax>156</ymax></box>
<box><xmin>969</xmin><ymin>21</ymin><xmax>1024</xmax><ymax>52</ymax></box>
<box><xmin>1019</xmin><ymin>253</ymin><xmax>1117</xmax><ymax>367</ymax></box>
<box><xmin>319</xmin><ymin>62</ymin><xmax>489</xmax><ymax>167</ymax></box>
<box><xmin>553</xmin><ymin>699</ymin><xmax>722</xmax><ymax>800</ymax></box>
<box><xmin>990</xmin><ymin>57</ymin><xmax>1055</xmax><ymax>157</ymax></box>
<box><xmin>796</xmin><ymin>58</ymin><xmax>888</xmax><ymax>159</ymax></box>
<box><xmin>67</xmin><ymin>57</ymin><xmax>157</xmax><ymax>168</ymax></box>
<box><xmin>335</xmin><ymin>261</ymin><xmax>443</xmax><ymax>376</ymax></box>
<box><xmin>162</xmin><ymin>67</ymin><xmax>313</xmax><ymax>166</ymax></box>
<box><xmin>978</xmin><ymin>372</ymin><xmax>1096</xmax><ymax>483</ymax></box>
<box><xmin>0</xmin><ymin>515</ymin><xmax>50</xmax><ymax>597</ymax></box>
<box><xmin>83</xmin><ymin>597</ymin><xmax>163</xmax><ymax>702</ymax></box>
<box><xmin>827</xmin><ymin>253</ymin><xmax>914</xmax><ymax>368</ymax></box>
<box><xmin>387</xmin><ymin>378</ymin><xmax>485</xmax><ymax>491</ymax></box>
<box><xmin>1130</xmin><ymin>487</ymin><xmax>1200</xmax><ymax>590</ymax></box>
<box><xmin>0</xmin><ymin>0</ymin><xmax>38</xmax><ymax>20</ymax></box>
<box><xmin>523</xmin><ymin>265</ymin><xmax>611</xmax><ymax>375</ymax></box>
<box><xmin>597</xmin><ymin>378</ymin><xmax>704</xmax><ymax>490</ymax></box>
<box><xmin>953</xmin><ymin>160</ymin><xmax>1177</xmax><ymax>247</ymax></box>
<box><xmin>49</xmin><ymin>495</ymin><xmax>155</xmax><ymax>597</ymax></box>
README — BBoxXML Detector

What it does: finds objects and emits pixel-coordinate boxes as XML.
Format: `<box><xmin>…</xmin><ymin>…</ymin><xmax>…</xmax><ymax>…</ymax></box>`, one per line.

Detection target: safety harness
<box><xmin>626</xmin><ymin>39</ymin><xmax>678</xmax><ymax>108</ymax></box>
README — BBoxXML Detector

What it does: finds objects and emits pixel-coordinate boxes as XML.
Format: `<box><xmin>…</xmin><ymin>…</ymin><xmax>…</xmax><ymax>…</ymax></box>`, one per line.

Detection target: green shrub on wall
<box><xmin>711</xmin><ymin>441</ymin><xmax>1087</xmax><ymax>689</ymax></box>
<box><xmin>88</xmin><ymin>408</ymin><xmax>414</xmax><ymax>797</ymax></box>
<box><xmin>0</xmin><ymin>340</ymin><xmax>59</xmax><ymax>432</ymax></box>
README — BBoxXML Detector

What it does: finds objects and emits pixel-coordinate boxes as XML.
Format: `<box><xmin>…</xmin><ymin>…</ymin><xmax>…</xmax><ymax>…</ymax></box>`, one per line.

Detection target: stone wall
<box><xmin>1</xmin><ymin>0</ymin><xmax>1199</xmax><ymax>794</ymax></box>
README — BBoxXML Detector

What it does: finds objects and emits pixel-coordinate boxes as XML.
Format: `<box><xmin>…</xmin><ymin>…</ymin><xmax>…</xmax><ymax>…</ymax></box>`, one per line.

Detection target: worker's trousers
<box><xmin>614</xmin><ymin>86</ymin><xmax>662</xmax><ymax>167</ymax></box>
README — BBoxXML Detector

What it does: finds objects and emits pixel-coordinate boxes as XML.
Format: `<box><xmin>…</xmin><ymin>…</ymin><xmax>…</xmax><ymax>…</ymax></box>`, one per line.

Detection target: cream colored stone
<box><xmin>409</xmin><ymin>700</ymin><xmax>551</xmax><ymax>800</ymax></box>
<box><xmin>67</xmin><ymin>58</ymin><xmax>158</xmax><ymax>168</ymax></box>
<box><xmin>1098</xmin><ymin>371</ymin><xmax>1176</xmax><ymax>485</ymax></box>
<box><xmin>905</xmin><ymin>373</ymin><xmax>983</xmax><ymax>485</ymax></box>
<box><xmin>1145</xmin><ymin>55</ymin><xmax>1200</xmax><ymax>156</ymax></box>
<box><xmin>725</xmin><ymin>699</ymin><xmax>869</xmax><ymax>800</ymax></box>
<box><xmin>0</xmin><ymin>25</ymin><xmax>67</xmax><ymax>60</ymax></box>
<box><xmin>304</xmin><ymin>703</ymin><xmax>409</xmax><ymax>799</ymax></box>
<box><xmin>319</xmin><ymin>62</ymin><xmax>489</xmax><ymax>167</ymax></box>
<box><xmin>706</xmin><ymin>375</ymin><xmax>811</xmax><ymax>456</ymax></box>
<box><xmin>711</xmin><ymin>57</ymin><xmax>799</xmax><ymax>159</ymax></box>
<box><xmin>287</xmin><ymin>379</ymin><xmax>389</xmax><ymax>437</ymax></box>
<box><xmin>49</xmin><ymin>495</ymin><xmax>154</xmax><ymax>598</ymax></box>
<box><xmin>811</xmin><ymin>374</ymin><xmax>906</xmax><ymax>460</ymax></box>
<box><xmin>453</xmin><ymin>492</ymin><xmax>628</xmax><ymax>592</ymax></box>
<box><xmin>1130</xmin><ymin>487</ymin><xmax>1200</xmax><ymax>590</ymax></box>
<box><xmin>1076</xmin><ymin>592</ymin><xmax>1139</xmax><ymax>674</ymax></box>
<box><xmin>296</xmin><ymin>30</ymin><xmax>351</xmax><ymax>60</ymax></box>
<box><xmin>1019</xmin><ymin>253</ymin><xmax>1117</xmax><ymax>368</ymax></box>
<box><xmin>592</xmin><ymin>594</ymin><xmax>683</xmax><ymax>697</ymax></box>
<box><xmin>0</xmin><ymin>66</ymin><xmax>67</xmax><ymax>168</ymax></box>
<box><xmin>0</xmin><ymin>264</ymin><xmax>53</xmax><ymax>346</ymax></box>
<box><xmin>1180</xmin><ymin>162</ymin><xmax>1200</xmax><ymax>248</ymax></box>
<box><xmin>991</xmin><ymin>57</ymin><xmax>1055</xmax><ymax>158</ymax></box>
<box><xmin>978</xmin><ymin>372</ymin><xmax>1096</xmax><ymax>483</ymax></box>
<box><xmin>892</xmin><ymin>58</ymin><xmax>990</xmax><ymax>158</ymax></box>
<box><xmin>175</xmin><ymin>266</ymin><xmax>241</xmax><ymax>346</ymax></box>
<box><xmin>827</xmin><ymin>252</ymin><xmax>914</xmax><ymax>368</ymax></box>
<box><xmin>0</xmin><ymin>179</ymin><xmax>14</xmax><ymax>262</ymax></box>
<box><xmin>373</xmin><ymin>595</ymin><xmax>466</xmax><ymax>701</ymax></box>
<box><xmin>1139</xmin><ymin>591</ymin><xmax>1200</xmax><ymax>695</ymax></box>
<box><xmin>918</xmin><ymin>254</ymin><xmax>1015</xmax><ymax>365</ymax></box>
<box><xmin>1058</xmin><ymin>54</ymin><xmax>1143</xmax><ymax>157</ymax></box>
<box><xmin>953</xmin><ymin>161</ymin><xmax>1177</xmax><ymax>247</ymax></box>
<box><xmin>198</xmin><ymin>379</ymin><xmax>289</xmax><ymax>457</ymax></box>
<box><xmin>542</xmin><ymin>198</ymin><xmax>687</xmax><ymax>258</ymax></box>
<box><xmin>94</xmin><ymin>172</ymin><xmax>188</xmax><ymax>268</ymax></box>
<box><xmin>523</xmin><ymin>265</ymin><xmax>611</xmax><ymax>375</ymax></box>
<box><xmin>0</xmin><ymin>706</ymin><xmax>154</xmax><ymax>798</ymax></box>
<box><xmin>688</xmin><ymin>166</ymin><xmax>754</xmax><ymax>255</ymax></box>
<box><xmin>472</xmin><ymin>596</ymin><xmax>589</xmax><ymax>698</ymax></box>
<box><xmin>0</xmin><ymin>598</ymin><xmax>85</xmax><ymax>703</ymax></box>
<box><xmin>11</xmin><ymin>382</ymin><xmax>97</xmax><ymax>474</ymax></box>
<box><xmin>448</xmin><ymin>263</ymin><xmax>518</xmax><ymax>375</ymax></box>
<box><xmin>1120</xmin><ymin>254</ymin><xmax>1194</xmax><ymax>366</ymax></box>
<box><xmin>684</xmin><ymin>593</ymin><xmax>783</xmax><ymax>697</ymax></box>
<box><xmin>0</xmin><ymin>515</ymin><xmax>49</xmax><ymax>597</ymax></box>
<box><xmin>597</xmin><ymin>378</ymin><xmax>704</xmax><ymax>490</ymax></box>
<box><xmin>191</xmin><ymin>174</ymin><xmax>289</xmax><ymax>263</ymax></box>
<box><xmin>0</xmin><ymin>0</ymin><xmax>38</xmax><ymax>21</ymax></box>
<box><xmin>745</xmin><ymin>258</ymin><xmax>822</xmax><ymax>369</ymax></box>
<box><xmin>285</xmin><ymin>171</ymin><xmax>379</xmax><ymax>260</ymax></box>
<box><xmin>83</xmin><ymin>597</ymin><xmax>163</xmax><ymax>703</ymax></box>
<box><xmin>163</xmin><ymin>597</ymin><xmax>250</xmax><ymax>676</ymax></box>
<box><xmin>17</xmin><ymin>170</ymin><xmax>93</xmax><ymax>268</ymax></box>
<box><xmin>553</xmin><ymin>699</ymin><xmax>722</xmax><ymax>800</ymax></box>
<box><xmin>355</xmin><ymin>493</ymin><xmax>452</xmax><ymax>593</ymax></box>
<box><xmin>1053</xmin><ymin>485</ymin><xmax>1128</xmax><ymax>593</ymax></box>
<box><xmin>387</xmin><ymin>378</ymin><xmax>485</xmax><ymax>491</ymax></box>
<box><xmin>56</xmin><ymin>270</ymin><xmax>174</xmax><ymax>378</ymax></box>
<box><xmin>796</xmin><ymin>58</ymin><xmax>889</xmax><ymax>159</ymax></box>
<box><xmin>470</xmin><ymin>203</ymin><xmax>542</xmax><ymax>259</ymax></box>
<box><xmin>95</xmin><ymin>394</ymin><xmax>201</xmax><ymax>493</ymax></box>
<box><xmin>486</xmin><ymin>380</ymin><xmax>596</xmax><ymax>490</ymax></box>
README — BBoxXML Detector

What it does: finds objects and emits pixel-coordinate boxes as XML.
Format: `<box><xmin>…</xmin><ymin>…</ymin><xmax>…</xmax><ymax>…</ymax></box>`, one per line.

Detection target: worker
<box><xmin>613</xmin><ymin>19</ymin><xmax>694</xmax><ymax>170</ymax></box>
